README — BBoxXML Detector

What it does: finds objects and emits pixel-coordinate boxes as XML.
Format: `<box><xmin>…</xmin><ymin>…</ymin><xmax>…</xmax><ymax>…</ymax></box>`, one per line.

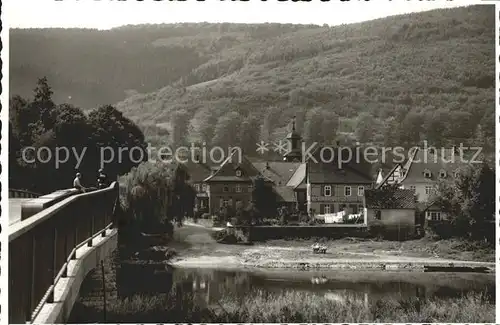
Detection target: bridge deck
<box><xmin>9</xmin><ymin>198</ymin><xmax>32</xmax><ymax>225</ymax></box>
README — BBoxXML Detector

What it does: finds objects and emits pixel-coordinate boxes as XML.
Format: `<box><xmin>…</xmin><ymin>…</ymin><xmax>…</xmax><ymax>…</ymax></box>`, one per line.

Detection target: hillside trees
<box><xmin>189</xmin><ymin>106</ymin><xmax>218</xmax><ymax>145</ymax></box>
<box><xmin>9</xmin><ymin>6</ymin><xmax>496</xmax><ymax>157</ymax></box>
<box><xmin>212</xmin><ymin>111</ymin><xmax>241</xmax><ymax>149</ymax></box>
<box><xmin>169</xmin><ymin>109</ymin><xmax>191</xmax><ymax>147</ymax></box>
<box><xmin>304</xmin><ymin>107</ymin><xmax>339</xmax><ymax>145</ymax></box>
<box><xmin>239</xmin><ymin>114</ymin><xmax>261</xmax><ymax>155</ymax></box>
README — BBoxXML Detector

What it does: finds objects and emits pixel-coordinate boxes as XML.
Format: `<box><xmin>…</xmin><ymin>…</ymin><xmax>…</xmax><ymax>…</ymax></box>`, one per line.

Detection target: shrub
<box><xmin>119</xmin><ymin>161</ymin><xmax>178</xmax><ymax>233</ymax></box>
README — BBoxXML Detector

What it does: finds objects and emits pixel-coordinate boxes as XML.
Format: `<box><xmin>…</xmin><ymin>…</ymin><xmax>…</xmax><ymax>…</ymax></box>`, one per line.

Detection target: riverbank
<box><xmin>167</xmin><ymin>223</ymin><xmax>495</xmax><ymax>272</ymax></box>
<box><xmin>74</xmin><ymin>280</ymin><xmax>495</xmax><ymax>323</ymax></box>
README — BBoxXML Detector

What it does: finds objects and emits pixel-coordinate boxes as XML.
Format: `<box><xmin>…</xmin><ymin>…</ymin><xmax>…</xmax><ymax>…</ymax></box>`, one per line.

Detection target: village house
<box><xmin>178</xmin><ymin>117</ymin><xmax>305</xmax><ymax>216</ymax></box>
<box><xmin>364</xmin><ymin>188</ymin><xmax>417</xmax><ymax>239</ymax></box>
<box><xmin>183</xmin><ymin>159</ymin><xmax>217</xmax><ymax>215</ymax></box>
<box><xmin>378</xmin><ymin>147</ymin><xmax>461</xmax><ymax>202</ymax></box>
<box><xmin>203</xmin><ymin>149</ymin><xmax>274</xmax><ymax>214</ymax></box>
<box><xmin>251</xmin><ymin>161</ymin><xmax>302</xmax><ymax>212</ymax></box>
<box><xmin>420</xmin><ymin>200</ymin><xmax>450</xmax><ymax>225</ymax></box>
<box><xmin>376</xmin><ymin>147</ymin><xmax>462</xmax><ymax>223</ymax></box>
<box><xmin>304</xmin><ymin>146</ymin><xmax>374</xmax><ymax>216</ymax></box>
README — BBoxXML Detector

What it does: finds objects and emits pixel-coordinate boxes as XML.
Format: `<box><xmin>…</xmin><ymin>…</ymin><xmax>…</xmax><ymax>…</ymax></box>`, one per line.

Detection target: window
<box><xmin>324</xmin><ymin>204</ymin><xmax>331</xmax><ymax>214</ymax></box>
<box><xmin>223</xmin><ymin>186</ymin><xmax>229</xmax><ymax>193</ymax></box>
<box><xmin>236</xmin><ymin>184</ymin><xmax>241</xmax><ymax>192</ymax></box>
<box><xmin>236</xmin><ymin>170</ymin><xmax>242</xmax><ymax>177</ymax></box>
<box><xmin>375</xmin><ymin>210</ymin><xmax>381</xmax><ymax>220</ymax></box>
<box><xmin>427</xmin><ymin>211</ymin><xmax>441</xmax><ymax>221</ymax></box>
<box><xmin>194</xmin><ymin>184</ymin><xmax>200</xmax><ymax>192</ymax></box>
<box><xmin>350</xmin><ymin>204</ymin><xmax>358</xmax><ymax>214</ymax></box>
<box><xmin>423</xmin><ymin>169</ymin><xmax>432</xmax><ymax>178</ymax></box>
<box><xmin>409</xmin><ymin>185</ymin><xmax>416</xmax><ymax>192</ymax></box>
<box><xmin>425</xmin><ymin>186</ymin><xmax>433</xmax><ymax>195</ymax></box>
<box><xmin>439</xmin><ymin>170</ymin><xmax>447</xmax><ymax>178</ymax></box>
<box><xmin>344</xmin><ymin>186</ymin><xmax>351</xmax><ymax>196</ymax></box>
<box><xmin>202</xmin><ymin>184</ymin><xmax>207</xmax><ymax>192</ymax></box>
<box><xmin>222</xmin><ymin>199</ymin><xmax>229</xmax><ymax>207</ymax></box>
<box><xmin>324</xmin><ymin>185</ymin><xmax>332</xmax><ymax>196</ymax></box>
<box><xmin>358</xmin><ymin>186</ymin><xmax>364</xmax><ymax>196</ymax></box>
<box><xmin>200</xmin><ymin>200</ymin><xmax>206</xmax><ymax>208</ymax></box>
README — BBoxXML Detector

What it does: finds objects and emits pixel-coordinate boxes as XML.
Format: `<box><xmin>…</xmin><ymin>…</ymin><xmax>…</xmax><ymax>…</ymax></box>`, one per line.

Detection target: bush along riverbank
<box><xmin>73</xmin><ymin>289</ymin><xmax>494</xmax><ymax>323</ymax></box>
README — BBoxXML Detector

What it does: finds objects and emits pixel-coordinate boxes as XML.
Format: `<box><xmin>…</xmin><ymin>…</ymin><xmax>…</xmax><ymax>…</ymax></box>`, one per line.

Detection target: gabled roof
<box><xmin>251</xmin><ymin>161</ymin><xmax>301</xmax><ymax>186</ymax></box>
<box><xmin>365</xmin><ymin>188</ymin><xmax>416</xmax><ymax>210</ymax></box>
<box><xmin>306</xmin><ymin>145</ymin><xmax>373</xmax><ymax>184</ymax></box>
<box><xmin>375</xmin><ymin>163</ymin><xmax>404</xmax><ymax>189</ymax></box>
<box><xmin>400</xmin><ymin>147</ymin><xmax>462</xmax><ymax>184</ymax></box>
<box><xmin>204</xmin><ymin>150</ymin><xmax>272</xmax><ymax>183</ymax></box>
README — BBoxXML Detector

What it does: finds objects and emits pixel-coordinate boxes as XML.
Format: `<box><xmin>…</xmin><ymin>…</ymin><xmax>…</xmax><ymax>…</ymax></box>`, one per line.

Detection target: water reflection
<box><xmin>114</xmin><ymin>261</ymin><xmax>495</xmax><ymax>307</ymax></box>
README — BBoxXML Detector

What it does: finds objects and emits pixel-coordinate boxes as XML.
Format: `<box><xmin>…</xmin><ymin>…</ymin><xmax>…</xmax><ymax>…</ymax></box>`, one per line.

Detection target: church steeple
<box><xmin>284</xmin><ymin>116</ymin><xmax>302</xmax><ymax>162</ymax></box>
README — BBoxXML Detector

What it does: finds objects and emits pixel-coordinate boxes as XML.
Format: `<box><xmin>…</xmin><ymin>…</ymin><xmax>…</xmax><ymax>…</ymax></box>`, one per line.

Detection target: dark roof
<box><xmin>251</xmin><ymin>161</ymin><xmax>301</xmax><ymax>186</ymax></box>
<box><xmin>204</xmin><ymin>150</ymin><xmax>273</xmax><ymax>183</ymax></box>
<box><xmin>401</xmin><ymin>147</ymin><xmax>463</xmax><ymax>184</ymax></box>
<box><xmin>182</xmin><ymin>161</ymin><xmax>213</xmax><ymax>182</ymax></box>
<box><xmin>274</xmin><ymin>186</ymin><xmax>296</xmax><ymax>202</ymax></box>
<box><xmin>365</xmin><ymin>188</ymin><xmax>416</xmax><ymax>210</ymax></box>
<box><xmin>418</xmin><ymin>200</ymin><xmax>444</xmax><ymax>212</ymax></box>
<box><xmin>305</xmin><ymin>145</ymin><xmax>374</xmax><ymax>184</ymax></box>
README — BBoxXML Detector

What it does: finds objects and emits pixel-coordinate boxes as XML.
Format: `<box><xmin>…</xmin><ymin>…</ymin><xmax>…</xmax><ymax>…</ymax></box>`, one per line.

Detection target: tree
<box><xmin>304</xmin><ymin>107</ymin><xmax>324</xmax><ymax>144</ymax></box>
<box><xmin>320</xmin><ymin>110</ymin><xmax>339</xmax><ymax>144</ymax></box>
<box><xmin>304</xmin><ymin>107</ymin><xmax>338</xmax><ymax>145</ymax></box>
<box><xmin>433</xmin><ymin>163</ymin><xmax>495</xmax><ymax>240</ymax></box>
<box><xmin>189</xmin><ymin>106</ymin><xmax>218</xmax><ymax>146</ymax></box>
<box><xmin>399</xmin><ymin>111</ymin><xmax>424</xmax><ymax>147</ymax></box>
<box><xmin>212</xmin><ymin>111</ymin><xmax>241</xmax><ymax>148</ymax></box>
<box><xmin>9</xmin><ymin>122</ymin><xmax>23</xmax><ymax>189</ymax></box>
<box><xmin>32</xmin><ymin>76</ymin><xmax>56</xmax><ymax>130</ymax></box>
<box><xmin>355</xmin><ymin>112</ymin><xmax>375</xmax><ymax>143</ymax></box>
<box><xmin>88</xmin><ymin>104</ymin><xmax>147</xmax><ymax>181</ymax></box>
<box><xmin>239</xmin><ymin>114</ymin><xmax>261</xmax><ymax>156</ymax></box>
<box><xmin>251</xmin><ymin>175</ymin><xmax>276</xmax><ymax>221</ymax></box>
<box><xmin>120</xmin><ymin>161</ymin><xmax>176</xmax><ymax>233</ymax></box>
<box><xmin>170</xmin><ymin>109</ymin><xmax>190</xmax><ymax>147</ymax></box>
<box><xmin>423</xmin><ymin>109</ymin><xmax>449</xmax><ymax>148</ymax></box>
<box><xmin>260</xmin><ymin>106</ymin><xmax>283</xmax><ymax>143</ymax></box>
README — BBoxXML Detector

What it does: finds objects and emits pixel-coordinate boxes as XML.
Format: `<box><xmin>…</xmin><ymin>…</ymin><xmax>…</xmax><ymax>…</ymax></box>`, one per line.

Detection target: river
<box><xmin>68</xmin><ymin>250</ymin><xmax>495</xmax><ymax>323</ymax></box>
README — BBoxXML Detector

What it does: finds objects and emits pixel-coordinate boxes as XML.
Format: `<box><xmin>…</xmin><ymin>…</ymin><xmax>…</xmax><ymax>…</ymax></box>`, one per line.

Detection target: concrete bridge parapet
<box><xmin>9</xmin><ymin>182</ymin><xmax>119</xmax><ymax>324</ymax></box>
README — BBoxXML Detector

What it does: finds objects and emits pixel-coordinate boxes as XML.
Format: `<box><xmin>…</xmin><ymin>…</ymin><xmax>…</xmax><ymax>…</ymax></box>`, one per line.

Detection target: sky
<box><xmin>7</xmin><ymin>0</ymin><xmax>475</xmax><ymax>30</ymax></box>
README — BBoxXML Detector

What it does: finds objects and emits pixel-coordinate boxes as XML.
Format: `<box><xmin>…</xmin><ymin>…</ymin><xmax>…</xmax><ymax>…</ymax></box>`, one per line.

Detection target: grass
<box><xmin>79</xmin><ymin>289</ymin><xmax>494</xmax><ymax>323</ymax></box>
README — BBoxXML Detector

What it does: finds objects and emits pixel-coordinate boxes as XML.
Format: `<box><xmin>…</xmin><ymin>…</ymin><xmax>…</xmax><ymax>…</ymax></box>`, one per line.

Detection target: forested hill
<box><xmin>10</xmin><ymin>5</ymin><xmax>495</xmax><ymax>152</ymax></box>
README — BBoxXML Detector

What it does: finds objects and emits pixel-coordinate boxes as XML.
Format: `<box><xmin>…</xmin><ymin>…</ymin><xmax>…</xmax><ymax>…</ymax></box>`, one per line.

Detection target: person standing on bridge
<box><xmin>97</xmin><ymin>168</ymin><xmax>108</xmax><ymax>189</ymax></box>
<box><xmin>73</xmin><ymin>172</ymin><xmax>86</xmax><ymax>192</ymax></box>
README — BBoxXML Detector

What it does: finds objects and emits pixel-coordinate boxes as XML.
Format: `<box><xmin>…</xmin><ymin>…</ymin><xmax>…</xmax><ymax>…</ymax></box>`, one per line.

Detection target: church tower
<box><xmin>284</xmin><ymin>116</ymin><xmax>302</xmax><ymax>162</ymax></box>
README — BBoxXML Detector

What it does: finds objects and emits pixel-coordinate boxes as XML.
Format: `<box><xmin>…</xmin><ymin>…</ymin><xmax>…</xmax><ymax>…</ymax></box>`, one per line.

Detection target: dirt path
<box><xmin>168</xmin><ymin>223</ymin><xmax>495</xmax><ymax>272</ymax></box>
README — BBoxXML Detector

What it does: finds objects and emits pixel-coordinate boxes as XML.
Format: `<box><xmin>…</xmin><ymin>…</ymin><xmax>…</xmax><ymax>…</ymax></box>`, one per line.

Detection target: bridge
<box><xmin>8</xmin><ymin>184</ymin><xmax>119</xmax><ymax>324</ymax></box>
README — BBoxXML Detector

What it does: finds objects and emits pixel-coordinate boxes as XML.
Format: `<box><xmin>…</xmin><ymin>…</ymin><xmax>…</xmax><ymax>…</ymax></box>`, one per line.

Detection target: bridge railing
<box><xmin>8</xmin><ymin>182</ymin><xmax>119</xmax><ymax>324</ymax></box>
<box><xmin>9</xmin><ymin>189</ymin><xmax>41</xmax><ymax>199</ymax></box>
